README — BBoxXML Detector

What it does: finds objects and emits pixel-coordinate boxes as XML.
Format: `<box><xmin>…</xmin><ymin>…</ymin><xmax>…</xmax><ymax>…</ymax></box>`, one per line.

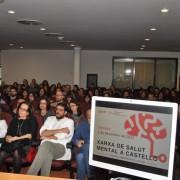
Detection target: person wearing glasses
<box><xmin>0</xmin><ymin>102</ymin><xmax>37</xmax><ymax>173</ymax></box>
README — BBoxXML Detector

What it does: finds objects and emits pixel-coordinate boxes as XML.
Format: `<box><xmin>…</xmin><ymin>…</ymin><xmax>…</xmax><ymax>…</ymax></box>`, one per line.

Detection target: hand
<box><xmin>6</xmin><ymin>135</ymin><xmax>12</xmax><ymax>143</ymax></box>
<box><xmin>6</xmin><ymin>136</ymin><xmax>18</xmax><ymax>143</ymax></box>
<box><xmin>77</xmin><ymin>140</ymin><xmax>84</xmax><ymax>148</ymax></box>
<box><xmin>26</xmin><ymin>134</ymin><xmax>32</xmax><ymax>139</ymax></box>
<box><xmin>40</xmin><ymin>136</ymin><xmax>47</xmax><ymax>140</ymax></box>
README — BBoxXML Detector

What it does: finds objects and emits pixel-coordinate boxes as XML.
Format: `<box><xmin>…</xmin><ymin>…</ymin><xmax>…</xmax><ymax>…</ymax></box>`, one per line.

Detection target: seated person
<box><xmin>50</xmin><ymin>90</ymin><xmax>65</xmax><ymax>108</ymax></box>
<box><xmin>69</xmin><ymin>100</ymin><xmax>84</xmax><ymax>130</ymax></box>
<box><xmin>0</xmin><ymin>112</ymin><xmax>8</xmax><ymax>147</ymax></box>
<box><xmin>0</xmin><ymin>102</ymin><xmax>37</xmax><ymax>173</ymax></box>
<box><xmin>34</xmin><ymin>97</ymin><xmax>54</xmax><ymax>123</ymax></box>
<box><xmin>27</xmin><ymin>102</ymin><xmax>74</xmax><ymax>176</ymax></box>
<box><xmin>72</xmin><ymin>109</ymin><xmax>94</xmax><ymax>180</ymax></box>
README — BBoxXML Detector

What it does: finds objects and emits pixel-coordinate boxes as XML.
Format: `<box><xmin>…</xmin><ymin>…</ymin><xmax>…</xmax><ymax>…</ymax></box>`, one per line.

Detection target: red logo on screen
<box><xmin>124</xmin><ymin>113</ymin><xmax>167</xmax><ymax>163</ymax></box>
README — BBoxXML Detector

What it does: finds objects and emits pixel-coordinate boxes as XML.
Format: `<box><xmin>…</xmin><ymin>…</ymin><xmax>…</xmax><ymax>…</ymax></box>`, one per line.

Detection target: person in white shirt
<box><xmin>0</xmin><ymin>118</ymin><xmax>8</xmax><ymax>147</ymax></box>
<box><xmin>27</xmin><ymin>102</ymin><xmax>74</xmax><ymax>176</ymax></box>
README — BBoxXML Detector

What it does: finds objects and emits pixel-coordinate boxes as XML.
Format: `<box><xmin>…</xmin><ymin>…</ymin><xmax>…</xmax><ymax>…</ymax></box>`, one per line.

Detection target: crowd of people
<box><xmin>0</xmin><ymin>78</ymin><xmax>180</xmax><ymax>180</ymax></box>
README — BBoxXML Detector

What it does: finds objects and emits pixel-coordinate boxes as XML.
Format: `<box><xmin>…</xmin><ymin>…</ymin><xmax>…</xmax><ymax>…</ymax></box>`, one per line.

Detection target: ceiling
<box><xmin>0</xmin><ymin>0</ymin><xmax>180</xmax><ymax>51</ymax></box>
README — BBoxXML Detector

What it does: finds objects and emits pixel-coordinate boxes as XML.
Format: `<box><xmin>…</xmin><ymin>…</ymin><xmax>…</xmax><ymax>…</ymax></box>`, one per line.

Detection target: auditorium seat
<box><xmin>1</xmin><ymin>111</ymin><xmax>13</xmax><ymax>125</ymax></box>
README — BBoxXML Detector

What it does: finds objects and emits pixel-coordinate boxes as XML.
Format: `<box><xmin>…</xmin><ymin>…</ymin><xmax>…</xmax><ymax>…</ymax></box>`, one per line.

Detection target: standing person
<box><xmin>0</xmin><ymin>102</ymin><xmax>37</xmax><ymax>173</ymax></box>
<box><xmin>27</xmin><ymin>102</ymin><xmax>74</xmax><ymax>176</ymax></box>
<box><xmin>73</xmin><ymin>109</ymin><xmax>94</xmax><ymax>180</ymax></box>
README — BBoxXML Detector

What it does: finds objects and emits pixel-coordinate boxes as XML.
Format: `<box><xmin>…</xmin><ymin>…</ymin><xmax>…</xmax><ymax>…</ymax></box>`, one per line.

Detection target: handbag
<box><xmin>26</xmin><ymin>147</ymin><xmax>37</xmax><ymax>162</ymax></box>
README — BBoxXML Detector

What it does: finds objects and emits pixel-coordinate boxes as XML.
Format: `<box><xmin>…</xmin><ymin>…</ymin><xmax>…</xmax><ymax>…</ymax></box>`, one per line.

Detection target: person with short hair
<box><xmin>27</xmin><ymin>103</ymin><xmax>74</xmax><ymax>176</ymax></box>
<box><xmin>50</xmin><ymin>90</ymin><xmax>65</xmax><ymax>108</ymax></box>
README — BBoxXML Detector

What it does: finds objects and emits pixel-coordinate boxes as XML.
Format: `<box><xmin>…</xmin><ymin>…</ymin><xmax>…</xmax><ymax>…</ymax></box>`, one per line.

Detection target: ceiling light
<box><xmin>20</xmin><ymin>46</ymin><xmax>24</xmax><ymax>49</ymax></box>
<box><xmin>44</xmin><ymin>33</ymin><xmax>63</xmax><ymax>37</ymax></box>
<box><xmin>140</xmin><ymin>47</ymin><xmax>144</xmax><ymax>50</ymax></box>
<box><xmin>40</xmin><ymin>28</ymin><xmax>46</xmax><ymax>31</ymax></box>
<box><xmin>70</xmin><ymin>44</ymin><xmax>75</xmax><ymax>47</ymax></box>
<box><xmin>150</xmin><ymin>28</ymin><xmax>157</xmax><ymax>31</ymax></box>
<box><xmin>161</xmin><ymin>8</ymin><xmax>169</xmax><ymax>13</ymax></box>
<box><xmin>8</xmin><ymin>10</ymin><xmax>15</xmax><ymax>14</ymax></box>
<box><xmin>141</xmin><ymin>45</ymin><xmax>146</xmax><ymax>48</ymax></box>
<box><xmin>9</xmin><ymin>43</ymin><xmax>14</xmax><ymax>46</ymax></box>
<box><xmin>57</xmin><ymin>36</ymin><xmax>64</xmax><ymax>40</ymax></box>
<box><xmin>145</xmin><ymin>38</ymin><xmax>150</xmax><ymax>41</ymax></box>
<box><xmin>59</xmin><ymin>40</ymin><xmax>73</xmax><ymax>43</ymax></box>
<box><xmin>17</xmin><ymin>19</ymin><xmax>43</xmax><ymax>25</ymax></box>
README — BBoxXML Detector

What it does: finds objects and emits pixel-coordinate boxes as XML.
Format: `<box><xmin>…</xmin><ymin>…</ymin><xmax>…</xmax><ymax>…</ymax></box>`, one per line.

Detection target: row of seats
<box><xmin>0</xmin><ymin>111</ymin><xmax>77</xmax><ymax>178</ymax></box>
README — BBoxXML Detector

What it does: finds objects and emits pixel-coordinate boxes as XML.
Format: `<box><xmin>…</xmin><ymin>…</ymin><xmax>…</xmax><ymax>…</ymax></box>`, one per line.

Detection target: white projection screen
<box><xmin>89</xmin><ymin>96</ymin><xmax>178</xmax><ymax>180</ymax></box>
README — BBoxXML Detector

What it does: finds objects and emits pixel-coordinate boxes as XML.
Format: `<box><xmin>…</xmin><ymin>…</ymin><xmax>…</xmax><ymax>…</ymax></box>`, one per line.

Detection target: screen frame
<box><xmin>89</xmin><ymin>96</ymin><xmax>178</xmax><ymax>180</ymax></box>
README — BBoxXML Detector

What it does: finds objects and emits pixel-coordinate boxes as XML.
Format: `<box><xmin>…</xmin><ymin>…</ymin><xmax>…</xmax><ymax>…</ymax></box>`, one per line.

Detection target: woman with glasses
<box><xmin>0</xmin><ymin>102</ymin><xmax>37</xmax><ymax>173</ymax></box>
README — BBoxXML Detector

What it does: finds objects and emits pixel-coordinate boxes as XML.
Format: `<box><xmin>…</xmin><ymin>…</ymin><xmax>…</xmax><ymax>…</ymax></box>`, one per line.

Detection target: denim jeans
<box><xmin>76</xmin><ymin>143</ymin><xmax>90</xmax><ymax>180</ymax></box>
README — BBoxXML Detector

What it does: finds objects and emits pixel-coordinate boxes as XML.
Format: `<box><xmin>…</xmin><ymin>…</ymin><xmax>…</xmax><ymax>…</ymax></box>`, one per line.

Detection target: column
<box><xmin>73</xmin><ymin>47</ymin><xmax>81</xmax><ymax>86</ymax></box>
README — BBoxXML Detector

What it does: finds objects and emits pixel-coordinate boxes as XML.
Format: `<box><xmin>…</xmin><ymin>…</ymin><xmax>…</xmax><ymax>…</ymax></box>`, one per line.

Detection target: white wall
<box><xmin>1</xmin><ymin>49</ymin><xmax>180</xmax><ymax>88</ymax></box>
<box><xmin>81</xmin><ymin>50</ymin><xmax>180</xmax><ymax>88</ymax></box>
<box><xmin>1</xmin><ymin>50</ymin><xmax>73</xmax><ymax>85</ymax></box>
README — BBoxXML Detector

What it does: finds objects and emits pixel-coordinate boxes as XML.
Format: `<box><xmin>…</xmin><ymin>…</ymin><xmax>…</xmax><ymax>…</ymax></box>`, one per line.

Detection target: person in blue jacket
<box><xmin>72</xmin><ymin>108</ymin><xmax>94</xmax><ymax>180</ymax></box>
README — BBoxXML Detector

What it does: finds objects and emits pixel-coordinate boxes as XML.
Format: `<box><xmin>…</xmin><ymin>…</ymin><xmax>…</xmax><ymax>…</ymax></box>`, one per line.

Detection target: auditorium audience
<box><xmin>1</xmin><ymin>79</ymin><xmax>180</xmax><ymax>178</ymax></box>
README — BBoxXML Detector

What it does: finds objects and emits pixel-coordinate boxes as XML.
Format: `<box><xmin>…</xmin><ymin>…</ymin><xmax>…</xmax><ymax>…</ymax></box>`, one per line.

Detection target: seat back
<box><xmin>1</xmin><ymin>111</ymin><xmax>13</xmax><ymax>125</ymax></box>
<box><xmin>33</xmin><ymin>114</ymin><xmax>44</xmax><ymax>139</ymax></box>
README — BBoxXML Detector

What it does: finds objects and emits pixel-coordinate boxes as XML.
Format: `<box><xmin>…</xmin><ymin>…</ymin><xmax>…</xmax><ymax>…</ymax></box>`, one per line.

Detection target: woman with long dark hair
<box><xmin>34</xmin><ymin>97</ymin><xmax>54</xmax><ymax>122</ymax></box>
<box><xmin>0</xmin><ymin>102</ymin><xmax>37</xmax><ymax>173</ymax></box>
<box><xmin>69</xmin><ymin>100</ymin><xmax>83</xmax><ymax>129</ymax></box>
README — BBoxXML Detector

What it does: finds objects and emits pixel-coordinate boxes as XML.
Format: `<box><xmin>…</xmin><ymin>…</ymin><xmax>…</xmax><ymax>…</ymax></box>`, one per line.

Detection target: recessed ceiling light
<box><xmin>17</xmin><ymin>19</ymin><xmax>43</xmax><ymax>25</ymax></box>
<box><xmin>70</xmin><ymin>44</ymin><xmax>75</xmax><ymax>47</ymax></box>
<box><xmin>9</xmin><ymin>43</ymin><xmax>14</xmax><ymax>46</ymax></box>
<box><xmin>57</xmin><ymin>36</ymin><xmax>64</xmax><ymax>40</ymax></box>
<box><xmin>40</xmin><ymin>27</ymin><xmax>46</xmax><ymax>31</ymax></box>
<box><xmin>8</xmin><ymin>10</ymin><xmax>15</xmax><ymax>14</ymax></box>
<box><xmin>161</xmin><ymin>8</ymin><xmax>169</xmax><ymax>13</ymax></box>
<box><xmin>150</xmin><ymin>28</ymin><xmax>157</xmax><ymax>31</ymax></box>
<box><xmin>140</xmin><ymin>47</ymin><xmax>144</xmax><ymax>50</ymax></box>
<box><xmin>44</xmin><ymin>33</ymin><xmax>63</xmax><ymax>37</ymax></box>
<box><xmin>145</xmin><ymin>38</ymin><xmax>150</xmax><ymax>41</ymax></box>
<box><xmin>141</xmin><ymin>45</ymin><xmax>146</xmax><ymax>48</ymax></box>
<box><xmin>20</xmin><ymin>46</ymin><xmax>24</xmax><ymax>49</ymax></box>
